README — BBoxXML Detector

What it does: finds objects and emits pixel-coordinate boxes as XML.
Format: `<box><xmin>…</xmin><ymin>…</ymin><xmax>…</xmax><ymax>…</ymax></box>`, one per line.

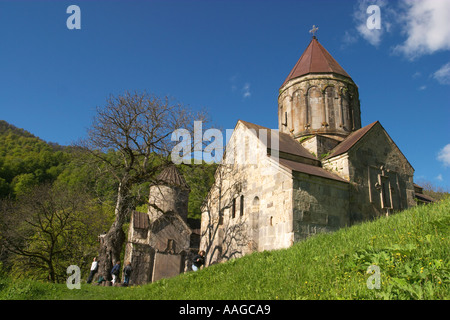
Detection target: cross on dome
<box><xmin>309</xmin><ymin>25</ymin><xmax>319</xmax><ymax>38</ymax></box>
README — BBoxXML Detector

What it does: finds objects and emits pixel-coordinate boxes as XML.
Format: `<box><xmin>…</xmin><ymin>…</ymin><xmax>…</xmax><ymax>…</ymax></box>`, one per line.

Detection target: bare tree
<box><xmin>82</xmin><ymin>91</ymin><xmax>208</xmax><ymax>279</ymax></box>
<box><xmin>200</xmin><ymin>163</ymin><xmax>249</xmax><ymax>266</ymax></box>
<box><xmin>415</xmin><ymin>179</ymin><xmax>449</xmax><ymax>201</ymax></box>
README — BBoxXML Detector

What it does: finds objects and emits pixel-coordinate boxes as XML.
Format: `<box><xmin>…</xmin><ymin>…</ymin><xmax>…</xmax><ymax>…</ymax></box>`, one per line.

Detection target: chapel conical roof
<box><xmin>156</xmin><ymin>165</ymin><xmax>190</xmax><ymax>190</ymax></box>
<box><xmin>281</xmin><ymin>37</ymin><xmax>351</xmax><ymax>87</ymax></box>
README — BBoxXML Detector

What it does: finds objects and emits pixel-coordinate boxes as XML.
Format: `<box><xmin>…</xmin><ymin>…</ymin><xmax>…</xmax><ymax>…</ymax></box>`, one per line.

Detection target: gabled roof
<box><xmin>413</xmin><ymin>184</ymin><xmax>435</xmax><ymax>203</ymax></box>
<box><xmin>238</xmin><ymin>120</ymin><xmax>347</xmax><ymax>183</ymax></box>
<box><xmin>414</xmin><ymin>192</ymin><xmax>435</xmax><ymax>203</ymax></box>
<box><xmin>151</xmin><ymin>210</ymin><xmax>192</xmax><ymax>234</ymax></box>
<box><xmin>281</xmin><ymin>37</ymin><xmax>351</xmax><ymax>87</ymax></box>
<box><xmin>324</xmin><ymin>121</ymin><xmax>414</xmax><ymax>171</ymax></box>
<box><xmin>324</xmin><ymin>121</ymin><xmax>379</xmax><ymax>160</ymax></box>
<box><xmin>238</xmin><ymin>120</ymin><xmax>318</xmax><ymax>162</ymax></box>
<box><xmin>279</xmin><ymin>158</ymin><xmax>348</xmax><ymax>183</ymax></box>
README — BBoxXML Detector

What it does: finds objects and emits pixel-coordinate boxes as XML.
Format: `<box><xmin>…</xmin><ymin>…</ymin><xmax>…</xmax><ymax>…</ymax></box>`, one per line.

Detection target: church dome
<box><xmin>148</xmin><ymin>164</ymin><xmax>190</xmax><ymax>222</ymax></box>
<box><xmin>281</xmin><ymin>37</ymin><xmax>351</xmax><ymax>87</ymax></box>
<box><xmin>278</xmin><ymin>35</ymin><xmax>361</xmax><ymax>141</ymax></box>
<box><xmin>155</xmin><ymin>165</ymin><xmax>190</xmax><ymax>190</ymax></box>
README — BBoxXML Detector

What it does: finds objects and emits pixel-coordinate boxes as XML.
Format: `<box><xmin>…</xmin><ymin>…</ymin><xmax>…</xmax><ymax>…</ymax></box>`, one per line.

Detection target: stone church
<box><xmin>199</xmin><ymin>35</ymin><xmax>420</xmax><ymax>266</ymax></box>
<box><xmin>122</xmin><ymin>34</ymin><xmax>433</xmax><ymax>284</ymax></box>
<box><xmin>123</xmin><ymin>165</ymin><xmax>200</xmax><ymax>284</ymax></box>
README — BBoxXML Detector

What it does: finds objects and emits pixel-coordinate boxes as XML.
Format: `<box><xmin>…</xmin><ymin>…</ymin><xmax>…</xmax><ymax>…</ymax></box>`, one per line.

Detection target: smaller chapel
<box><xmin>123</xmin><ymin>165</ymin><xmax>200</xmax><ymax>284</ymax></box>
<box><xmin>199</xmin><ymin>33</ymin><xmax>423</xmax><ymax>266</ymax></box>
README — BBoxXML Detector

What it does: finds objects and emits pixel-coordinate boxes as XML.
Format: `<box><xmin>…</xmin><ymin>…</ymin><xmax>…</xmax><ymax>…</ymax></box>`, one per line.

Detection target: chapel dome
<box><xmin>281</xmin><ymin>37</ymin><xmax>351</xmax><ymax>87</ymax></box>
<box><xmin>278</xmin><ymin>36</ymin><xmax>361</xmax><ymax>141</ymax></box>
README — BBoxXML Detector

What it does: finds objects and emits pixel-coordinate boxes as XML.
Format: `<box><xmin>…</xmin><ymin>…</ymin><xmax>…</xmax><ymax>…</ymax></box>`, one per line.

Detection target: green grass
<box><xmin>1</xmin><ymin>198</ymin><xmax>449</xmax><ymax>300</ymax></box>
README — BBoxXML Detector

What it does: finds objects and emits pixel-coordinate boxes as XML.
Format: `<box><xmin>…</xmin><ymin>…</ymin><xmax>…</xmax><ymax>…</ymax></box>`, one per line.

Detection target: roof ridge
<box><xmin>317</xmin><ymin>39</ymin><xmax>334</xmax><ymax>71</ymax></box>
<box><xmin>324</xmin><ymin>121</ymin><xmax>379</xmax><ymax>159</ymax></box>
<box><xmin>238</xmin><ymin>120</ymin><xmax>319</xmax><ymax>162</ymax></box>
<box><xmin>308</xmin><ymin>38</ymin><xmax>315</xmax><ymax>73</ymax></box>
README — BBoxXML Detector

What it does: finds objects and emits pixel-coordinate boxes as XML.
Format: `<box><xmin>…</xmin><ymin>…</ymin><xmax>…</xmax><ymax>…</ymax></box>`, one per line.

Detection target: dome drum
<box><xmin>278</xmin><ymin>74</ymin><xmax>361</xmax><ymax>141</ymax></box>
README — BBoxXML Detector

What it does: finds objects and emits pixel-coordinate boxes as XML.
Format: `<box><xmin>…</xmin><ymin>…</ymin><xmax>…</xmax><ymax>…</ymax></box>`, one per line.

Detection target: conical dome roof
<box><xmin>155</xmin><ymin>165</ymin><xmax>190</xmax><ymax>190</ymax></box>
<box><xmin>281</xmin><ymin>37</ymin><xmax>351</xmax><ymax>88</ymax></box>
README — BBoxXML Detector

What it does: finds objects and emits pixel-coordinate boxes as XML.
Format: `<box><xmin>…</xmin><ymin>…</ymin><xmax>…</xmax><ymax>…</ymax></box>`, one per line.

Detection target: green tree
<box><xmin>179</xmin><ymin>162</ymin><xmax>217</xmax><ymax>219</ymax></box>
<box><xmin>12</xmin><ymin>173</ymin><xmax>38</xmax><ymax>198</ymax></box>
<box><xmin>0</xmin><ymin>178</ymin><xmax>9</xmax><ymax>198</ymax></box>
<box><xmin>0</xmin><ymin>184</ymin><xmax>109</xmax><ymax>282</ymax></box>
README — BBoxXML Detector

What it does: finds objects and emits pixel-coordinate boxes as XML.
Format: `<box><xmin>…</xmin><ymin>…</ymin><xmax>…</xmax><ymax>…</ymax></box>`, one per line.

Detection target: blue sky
<box><xmin>0</xmin><ymin>0</ymin><xmax>449</xmax><ymax>189</ymax></box>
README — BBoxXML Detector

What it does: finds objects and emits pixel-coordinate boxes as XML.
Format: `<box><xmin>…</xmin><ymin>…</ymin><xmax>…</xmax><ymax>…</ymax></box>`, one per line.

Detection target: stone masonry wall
<box><xmin>200</xmin><ymin>122</ymin><xmax>294</xmax><ymax>265</ymax></box>
<box><xmin>292</xmin><ymin>172</ymin><xmax>349</xmax><ymax>241</ymax></box>
<box><xmin>347</xmin><ymin>124</ymin><xmax>415</xmax><ymax>222</ymax></box>
<box><xmin>324</xmin><ymin>122</ymin><xmax>415</xmax><ymax>224</ymax></box>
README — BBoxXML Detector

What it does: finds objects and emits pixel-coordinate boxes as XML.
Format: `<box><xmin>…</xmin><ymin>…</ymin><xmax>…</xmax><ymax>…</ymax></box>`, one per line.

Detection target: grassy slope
<box><xmin>1</xmin><ymin>198</ymin><xmax>449</xmax><ymax>300</ymax></box>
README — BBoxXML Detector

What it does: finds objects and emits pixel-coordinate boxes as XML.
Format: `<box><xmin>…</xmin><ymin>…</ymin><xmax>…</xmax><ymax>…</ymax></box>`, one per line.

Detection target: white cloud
<box><xmin>242</xmin><ymin>83</ymin><xmax>251</xmax><ymax>98</ymax></box>
<box><xmin>343</xmin><ymin>30</ymin><xmax>358</xmax><ymax>45</ymax></box>
<box><xmin>437</xmin><ymin>144</ymin><xmax>450</xmax><ymax>167</ymax></box>
<box><xmin>436</xmin><ymin>174</ymin><xmax>443</xmax><ymax>182</ymax></box>
<box><xmin>356</xmin><ymin>24</ymin><xmax>382</xmax><ymax>47</ymax></box>
<box><xmin>353</xmin><ymin>0</ymin><xmax>389</xmax><ymax>46</ymax></box>
<box><xmin>394</xmin><ymin>0</ymin><xmax>450</xmax><ymax>59</ymax></box>
<box><xmin>433</xmin><ymin>62</ymin><xmax>450</xmax><ymax>85</ymax></box>
<box><xmin>418</xmin><ymin>85</ymin><xmax>427</xmax><ymax>91</ymax></box>
<box><xmin>230</xmin><ymin>74</ymin><xmax>238</xmax><ymax>92</ymax></box>
<box><xmin>350</xmin><ymin>0</ymin><xmax>400</xmax><ymax>47</ymax></box>
<box><xmin>349</xmin><ymin>0</ymin><xmax>450</xmax><ymax>58</ymax></box>
<box><xmin>230</xmin><ymin>75</ymin><xmax>251</xmax><ymax>98</ymax></box>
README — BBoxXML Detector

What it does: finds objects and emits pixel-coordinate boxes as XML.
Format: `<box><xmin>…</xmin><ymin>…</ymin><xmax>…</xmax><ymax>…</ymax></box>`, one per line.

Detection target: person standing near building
<box><xmin>123</xmin><ymin>261</ymin><xmax>132</xmax><ymax>285</ymax></box>
<box><xmin>192</xmin><ymin>250</ymin><xmax>205</xmax><ymax>271</ymax></box>
<box><xmin>87</xmin><ymin>257</ymin><xmax>98</xmax><ymax>284</ymax></box>
<box><xmin>111</xmin><ymin>261</ymin><xmax>120</xmax><ymax>285</ymax></box>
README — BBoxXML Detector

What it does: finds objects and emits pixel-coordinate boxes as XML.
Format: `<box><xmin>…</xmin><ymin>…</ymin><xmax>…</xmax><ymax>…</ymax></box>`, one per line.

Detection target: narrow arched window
<box><xmin>308</xmin><ymin>86</ymin><xmax>322</xmax><ymax>130</ymax></box>
<box><xmin>240</xmin><ymin>195</ymin><xmax>244</xmax><ymax>216</ymax></box>
<box><xmin>325</xmin><ymin>86</ymin><xmax>336</xmax><ymax>128</ymax></box>
<box><xmin>231</xmin><ymin>198</ymin><xmax>236</xmax><ymax>219</ymax></box>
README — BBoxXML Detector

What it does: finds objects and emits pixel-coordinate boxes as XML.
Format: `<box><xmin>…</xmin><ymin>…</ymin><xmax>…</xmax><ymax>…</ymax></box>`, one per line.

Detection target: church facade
<box><xmin>199</xmin><ymin>36</ymin><xmax>416</xmax><ymax>266</ymax></box>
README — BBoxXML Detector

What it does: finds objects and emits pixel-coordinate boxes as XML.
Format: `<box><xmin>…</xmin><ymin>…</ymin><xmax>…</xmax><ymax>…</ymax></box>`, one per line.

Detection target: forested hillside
<box><xmin>0</xmin><ymin>120</ymin><xmax>216</xmax><ymax>282</ymax></box>
<box><xmin>0</xmin><ymin>120</ymin><xmax>71</xmax><ymax>198</ymax></box>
